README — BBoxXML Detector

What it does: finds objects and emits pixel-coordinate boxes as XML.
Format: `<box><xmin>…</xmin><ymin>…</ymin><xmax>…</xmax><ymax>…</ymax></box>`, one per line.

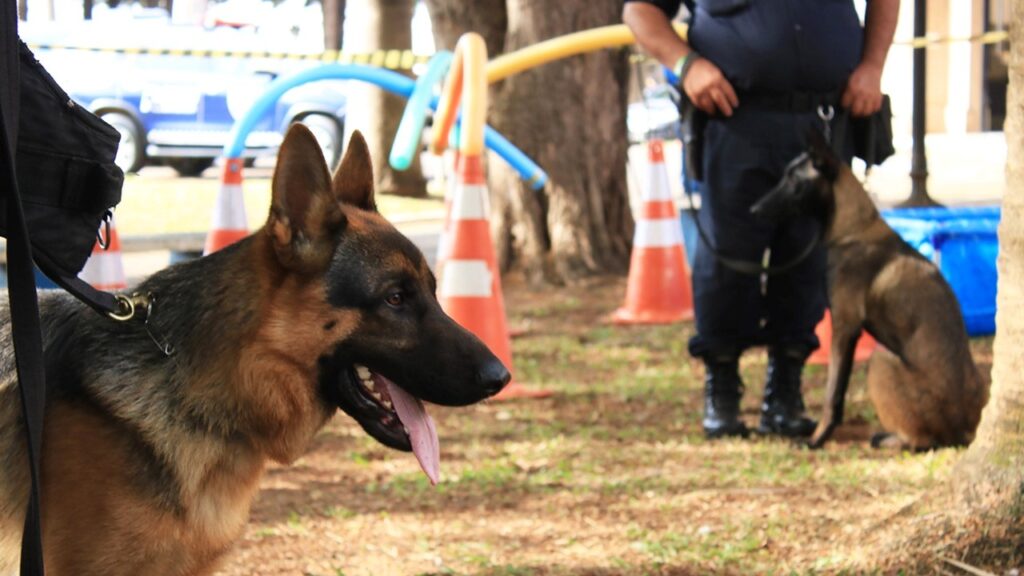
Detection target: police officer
<box><xmin>623</xmin><ymin>0</ymin><xmax>899</xmax><ymax>438</ymax></box>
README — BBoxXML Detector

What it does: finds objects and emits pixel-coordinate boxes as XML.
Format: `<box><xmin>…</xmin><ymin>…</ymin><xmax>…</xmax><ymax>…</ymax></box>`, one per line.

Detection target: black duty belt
<box><xmin>735</xmin><ymin>90</ymin><xmax>841</xmax><ymax>113</ymax></box>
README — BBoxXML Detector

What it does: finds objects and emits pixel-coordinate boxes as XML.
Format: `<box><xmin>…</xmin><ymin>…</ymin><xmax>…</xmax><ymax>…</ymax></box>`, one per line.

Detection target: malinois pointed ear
<box><xmin>268</xmin><ymin>123</ymin><xmax>347</xmax><ymax>271</ymax></box>
<box><xmin>332</xmin><ymin>130</ymin><xmax>377</xmax><ymax>212</ymax></box>
<box><xmin>805</xmin><ymin>127</ymin><xmax>840</xmax><ymax>181</ymax></box>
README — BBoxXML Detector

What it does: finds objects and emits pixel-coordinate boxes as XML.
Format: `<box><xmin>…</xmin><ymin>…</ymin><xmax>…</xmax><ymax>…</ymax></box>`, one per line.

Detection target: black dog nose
<box><xmin>478</xmin><ymin>359</ymin><xmax>511</xmax><ymax>396</ymax></box>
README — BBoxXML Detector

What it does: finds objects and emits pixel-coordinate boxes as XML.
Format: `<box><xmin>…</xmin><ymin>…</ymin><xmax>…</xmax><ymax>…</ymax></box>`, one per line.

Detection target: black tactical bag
<box><xmin>3</xmin><ymin>41</ymin><xmax>124</xmax><ymax>300</ymax></box>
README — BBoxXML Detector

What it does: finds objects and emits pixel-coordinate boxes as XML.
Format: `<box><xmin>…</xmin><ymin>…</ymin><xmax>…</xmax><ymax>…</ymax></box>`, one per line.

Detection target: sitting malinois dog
<box><xmin>0</xmin><ymin>125</ymin><xmax>509</xmax><ymax>575</ymax></box>
<box><xmin>751</xmin><ymin>132</ymin><xmax>988</xmax><ymax>450</ymax></box>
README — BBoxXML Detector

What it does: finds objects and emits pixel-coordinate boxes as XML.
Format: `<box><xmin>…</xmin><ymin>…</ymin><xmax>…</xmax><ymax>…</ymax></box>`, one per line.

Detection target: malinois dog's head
<box><xmin>268</xmin><ymin>124</ymin><xmax>509</xmax><ymax>482</ymax></box>
<box><xmin>750</xmin><ymin>129</ymin><xmax>839</xmax><ymax>226</ymax></box>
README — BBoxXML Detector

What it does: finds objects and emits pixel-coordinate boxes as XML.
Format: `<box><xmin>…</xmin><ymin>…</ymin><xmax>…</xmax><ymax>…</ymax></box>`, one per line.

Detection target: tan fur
<box><xmin>827</xmin><ymin>169</ymin><xmax>883</xmax><ymax>244</ymax></box>
<box><xmin>807</xmin><ymin>163</ymin><xmax>989</xmax><ymax>450</ymax></box>
<box><xmin>865</xmin><ymin>335</ymin><xmax>988</xmax><ymax>450</ymax></box>
<box><xmin>40</xmin><ymin>403</ymin><xmax>264</xmax><ymax>575</ymax></box>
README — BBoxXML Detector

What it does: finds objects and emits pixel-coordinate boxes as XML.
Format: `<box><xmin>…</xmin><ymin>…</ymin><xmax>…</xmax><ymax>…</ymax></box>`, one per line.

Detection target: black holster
<box><xmin>852</xmin><ymin>94</ymin><xmax>895</xmax><ymax>168</ymax></box>
<box><xmin>679</xmin><ymin>97</ymin><xmax>708</xmax><ymax>182</ymax></box>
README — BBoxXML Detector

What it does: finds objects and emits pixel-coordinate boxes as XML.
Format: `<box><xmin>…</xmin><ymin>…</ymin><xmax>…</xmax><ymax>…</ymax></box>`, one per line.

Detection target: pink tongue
<box><xmin>384</xmin><ymin>379</ymin><xmax>440</xmax><ymax>485</ymax></box>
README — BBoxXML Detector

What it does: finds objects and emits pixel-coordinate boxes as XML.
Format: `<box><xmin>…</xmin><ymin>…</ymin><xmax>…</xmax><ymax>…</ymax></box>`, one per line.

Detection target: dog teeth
<box><xmin>354</xmin><ymin>364</ymin><xmax>395</xmax><ymax>411</ymax></box>
<box><xmin>356</xmin><ymin>365</ymin><xmax>371</xmax><ymax>380</ymax></box>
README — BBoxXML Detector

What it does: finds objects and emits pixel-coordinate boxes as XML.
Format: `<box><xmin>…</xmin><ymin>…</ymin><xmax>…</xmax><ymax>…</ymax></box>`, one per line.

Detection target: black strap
<box><xmin>33</xmin><ymin>249</ymin><xmax>120</xmax><ymax>316</ymax></box>
<box><xmin>1</xmin><ymin>100</ymin><xmax>46</xmax><ymax>576</ymax></box>
<box><xmin>733</xmin><ymin>90</ymin><xmax>841</xmax><ymax>114</ymax></box>
<box><xmin>683</xmin><ymin>189</ymin><xmax>822</xmax><ymax>276</ymax></box>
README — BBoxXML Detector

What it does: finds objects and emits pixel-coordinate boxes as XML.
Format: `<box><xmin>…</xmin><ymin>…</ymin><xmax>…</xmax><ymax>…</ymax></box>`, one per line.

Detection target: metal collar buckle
<box><xmin>817</xmin><ymin>104</ymin><xmax>835</xmax><ymax>143</ymax></box>
<box><xmin>107</xmin><ymin>292</ymin><xmax>175</xmax><ymax>357</ymax></box>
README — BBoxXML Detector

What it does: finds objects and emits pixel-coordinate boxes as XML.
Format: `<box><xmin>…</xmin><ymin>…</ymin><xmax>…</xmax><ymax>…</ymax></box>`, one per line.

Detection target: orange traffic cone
<box><xmin>613</xmin><ymin>139</ymin><xmax>694</xmax><ymax>324</ymax></box>
<box><xmin>438</xmin><ymin>154</ymin><xmax>550</xmax><ymax>400</ymax></box>
<box><xmin>79</xmin><ymin>215</ymin><xmax>127</xmax><ymax>291</ymax></box>
<box><xmin>204</xmin><ymin>157</ymin><xmax>249</xmax><ymax>255</ymax></box>
<box><xmin>435</xmin><ymin>148</ymin><xmax>528</xmax><ymax>339</ymax></box>
<box><xmin>807</xmin><ymin>309</ymin><xmax>877</xmax><ymax>365</ymax></box>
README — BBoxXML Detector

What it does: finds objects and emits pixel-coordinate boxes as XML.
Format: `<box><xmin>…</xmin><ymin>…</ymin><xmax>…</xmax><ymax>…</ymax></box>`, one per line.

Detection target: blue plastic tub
<box><xmin>883</xmin><ymin>206</ymin><xmax>1000</xmax><ymax>336</ymax></box>
<box><xmin>881</xmin><ymin>205</ymin><xmax>1001</xmax><ymax>222</ymax></box>
<box><xmin>933</xmin><ymin>219</ymin><xmax>1000</xmax><ymax>336</ymax></box>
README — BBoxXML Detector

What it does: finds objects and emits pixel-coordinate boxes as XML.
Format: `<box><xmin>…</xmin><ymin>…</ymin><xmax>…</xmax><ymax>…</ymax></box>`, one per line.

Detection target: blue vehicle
<box><xmin>24</xmin><ymin>20</ymin><xmax>348</xmax><ymax>176</ymax></box>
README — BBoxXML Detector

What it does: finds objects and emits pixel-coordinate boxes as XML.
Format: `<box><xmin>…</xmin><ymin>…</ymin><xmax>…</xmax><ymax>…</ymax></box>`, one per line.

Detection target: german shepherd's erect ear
<box><xmin>332</xmin><ymin>130</ymin><xmax>377</xmax><ymax>212</ymax></box>
<box><xmin>269</xmin><ymin>123</ymin><xmax>347</xmax><ymax>271</ymax></box>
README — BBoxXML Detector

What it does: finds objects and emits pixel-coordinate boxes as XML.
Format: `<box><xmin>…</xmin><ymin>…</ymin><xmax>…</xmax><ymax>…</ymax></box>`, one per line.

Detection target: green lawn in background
<box><xmin>114</xmin><ymin>171</ymin><xmax>444</xmax><ymax>237</ymax></box>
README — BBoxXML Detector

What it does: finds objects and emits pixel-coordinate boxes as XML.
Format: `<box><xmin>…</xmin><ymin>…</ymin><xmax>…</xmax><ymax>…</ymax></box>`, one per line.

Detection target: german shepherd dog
<box><xmin>0</xmin><ymin>125</ymin><xmax>509</xmax><ymax>575</ymax></box>
<box><xmin>751</xmin><ymin>132</ymin><xmax>988</xmax><ymax>450</ymax></box>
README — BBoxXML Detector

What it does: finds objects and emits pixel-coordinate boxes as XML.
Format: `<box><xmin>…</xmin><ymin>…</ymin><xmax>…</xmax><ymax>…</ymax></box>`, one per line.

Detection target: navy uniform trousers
<box><xmin>687</xmin><ymin>108</ymin><xmax>848</xmax><ymax>361</ymax></box>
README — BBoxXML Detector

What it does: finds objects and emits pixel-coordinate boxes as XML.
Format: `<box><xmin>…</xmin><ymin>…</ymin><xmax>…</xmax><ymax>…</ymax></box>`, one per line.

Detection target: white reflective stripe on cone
<box><xmin>440</xmin><ymin>260</ymin><xmax>493</xmax><ymax>297</ymax></box>
<box><xmin>644</xmin><ymin>166</ymin><xmax>673</xmax><ymax>202</ymax></box>
<box><xmin>634</xmin><ymin>218</ymin><xmax>685</xmax><ymax>248</ymax></box>
<box><xmin>450</xmin><ymin>184</ymin><xmax>489</xmax><ymax>220</ymax></box>
<box><xmin>213</xmin><ymin>184</ymin><xmax>248</xmax><ymax>229</ymax></box>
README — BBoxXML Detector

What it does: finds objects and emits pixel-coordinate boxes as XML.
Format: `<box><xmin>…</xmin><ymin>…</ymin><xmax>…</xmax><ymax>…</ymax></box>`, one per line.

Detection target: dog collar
<box><xmin>109</xmin><ymin>292</ymin><xmax>175</xmax><ymax>357</ymax></box>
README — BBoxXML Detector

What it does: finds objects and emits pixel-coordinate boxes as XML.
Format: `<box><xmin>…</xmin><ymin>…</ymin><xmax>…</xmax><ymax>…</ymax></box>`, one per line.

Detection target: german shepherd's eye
<box><xmin>385</xmin><ymin>291</ymin><xmax>405</xmax><ymax>308</ymax></box>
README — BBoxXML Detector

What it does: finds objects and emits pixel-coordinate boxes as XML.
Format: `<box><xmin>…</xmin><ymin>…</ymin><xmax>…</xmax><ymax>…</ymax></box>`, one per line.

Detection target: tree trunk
<box><xmin>322</xmin><ymin>0</ymin><xmax>345</xmax><ymax>52</ymax></box>
<box><xmin>344</xmin><ymin>0</ymin><xmax>426</xmax><ymax>197</ymax></box>
<box><xmin>884</xmin><ymin>5</ymin><xmax>1024</xmax><ymax>567</ymax></box>
<box><xmin>952</xmin><ymin>0</ymin><xmax>1024</xmax><ymax>513</ymax></box>
<box><xmin>424</xmin><ymin>0</ymin><xmax>632</xmax><ymax>284</ymax></box>
<box><xmin>422</xmin><ymin>0</ymin><xmax>506</xmax><ymax>56</ymax></box>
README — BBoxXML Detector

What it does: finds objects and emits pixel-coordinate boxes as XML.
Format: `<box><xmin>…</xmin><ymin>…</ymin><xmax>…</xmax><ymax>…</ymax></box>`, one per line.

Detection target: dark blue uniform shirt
<box><xmin>627</xmin><ymin>0</ymin><xmax>865</xmax><ymax>93</ymax></box>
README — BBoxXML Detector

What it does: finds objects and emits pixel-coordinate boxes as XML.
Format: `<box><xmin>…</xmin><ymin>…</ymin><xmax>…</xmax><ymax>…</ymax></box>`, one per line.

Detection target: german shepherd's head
<box><xmin>267</xmin><ymin>124</ymin><xmax>509</xmax><ymax>481</ymax></box>
<box><xmin>750</xmin><ymin>129</ymin><xmax>839</xmax><ymax>226</ymax></box>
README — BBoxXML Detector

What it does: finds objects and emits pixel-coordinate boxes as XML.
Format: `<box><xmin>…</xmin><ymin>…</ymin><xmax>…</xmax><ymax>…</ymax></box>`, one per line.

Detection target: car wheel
<box><xmin>167</xmin><ymin>158</ymin><xmax>215</xmax><ymax>177</ymax></box>
<box><xmin>298</xmin><ymin>114</ymin><xmax>342</xmax><ymax>169</ymax></box>
<box><xmin>101</xmin><ymin>111</ymin><xmax>145</xmax><ymax>174</ymax></box>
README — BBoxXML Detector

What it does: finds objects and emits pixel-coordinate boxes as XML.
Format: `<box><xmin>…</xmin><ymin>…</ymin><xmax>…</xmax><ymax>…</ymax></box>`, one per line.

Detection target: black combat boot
<box><xmin>702</xmin><ymin>356</ymin><xmax>749</xmax><ymax>439</ymax></box>
<box><xmin>757</xmin><ymin>347</ymin><xmax>817</xmax><ymax>438</ymax></box>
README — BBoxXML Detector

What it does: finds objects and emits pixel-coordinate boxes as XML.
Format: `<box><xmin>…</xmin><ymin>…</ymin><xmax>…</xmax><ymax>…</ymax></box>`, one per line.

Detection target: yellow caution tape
<box><xmin>27</xmin><ymin>26</ymin><xmax>1007</xmax><ymax>72</ymax></box>
<box><xmin>895</xmin><ymin>29</ymin><xmax>1009</xmax><ymax>48</ymax></box>
<box><xmin>26</xmin><ymin>43</ymin><xmax>431</xmax><ymax>69</ymax></box>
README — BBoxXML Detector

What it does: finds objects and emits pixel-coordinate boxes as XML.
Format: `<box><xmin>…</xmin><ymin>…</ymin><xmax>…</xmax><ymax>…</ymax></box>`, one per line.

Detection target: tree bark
<box><xmin>322</xmin><ymin>0</ymin><xmax>345</xmax><ymax>52</ymax></box>
<box><xmin>424</xmin><ymin>0</ymin><xmax>632</xmax><ymax>284</ymax></box>
<box><xmin>952</xmin><ymin>0</ymin><xmax>1024</xmax><ymax>514</ymax></box>
<box><xmin>344</xmin><ymin>0</ymin><xmax>426</xmax><ymax>197</ymax></box>
<box><xmin>422</xmin><ymin>0</ymin><xmax>506</xmax><ymax>56</ymax></box>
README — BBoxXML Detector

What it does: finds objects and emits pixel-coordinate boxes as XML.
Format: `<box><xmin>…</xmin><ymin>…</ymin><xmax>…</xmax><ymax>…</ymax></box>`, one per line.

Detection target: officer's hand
<box><xmin>842</xmin><ymin>62</ymin><xmax>884</xmax><ymax>117</ymax></box>
<box><xmin>682</xmin><ymin>57</ymin><xmax>739</xmax><ymax>117</ymax></box>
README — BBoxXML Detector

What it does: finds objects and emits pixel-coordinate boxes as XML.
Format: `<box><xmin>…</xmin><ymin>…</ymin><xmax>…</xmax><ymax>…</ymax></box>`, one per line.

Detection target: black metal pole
<box><xmin>902</xmin><ymin>0</ymin><xmax>941</xmax><ymax>207</ymax></box>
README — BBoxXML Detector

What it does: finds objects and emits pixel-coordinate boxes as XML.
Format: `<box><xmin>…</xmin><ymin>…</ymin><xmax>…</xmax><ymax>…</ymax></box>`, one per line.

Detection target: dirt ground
<box><xmin>217</xmin><ymin>274</ymin><xmax>1002</xmax><ymax>576</ymax></box>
